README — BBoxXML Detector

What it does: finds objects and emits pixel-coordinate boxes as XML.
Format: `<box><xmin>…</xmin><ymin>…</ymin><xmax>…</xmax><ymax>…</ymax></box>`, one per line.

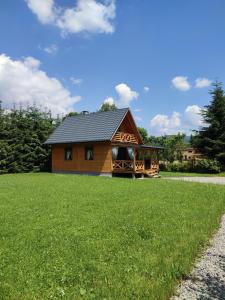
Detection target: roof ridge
<box><xmin>67</xmin><ymin>107</ymin><xmax>129</xmax><ymax>119</ymax></box>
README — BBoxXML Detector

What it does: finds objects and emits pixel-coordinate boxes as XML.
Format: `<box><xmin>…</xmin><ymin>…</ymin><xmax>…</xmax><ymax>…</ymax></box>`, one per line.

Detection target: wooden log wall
<box><xmin>52</xmin><ymin>142</ymin><xmax>112</xmax><ymax>173</ymax></box>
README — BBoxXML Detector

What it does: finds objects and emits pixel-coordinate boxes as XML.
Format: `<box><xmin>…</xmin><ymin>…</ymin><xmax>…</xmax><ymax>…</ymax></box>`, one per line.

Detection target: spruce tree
<box><xmin>0</xmin><ymin>101</ymin><xmax>11</xmax><ymax>174</ymax></box>
<box><xmin>193</xmin><ymin>82</ymin><xmax>225</xmax><ymax>168</ymax></box>
<box><xmin>0</xmin><ymin>103</ymin><xmax>57</xmax><ymax>174</ymax></box>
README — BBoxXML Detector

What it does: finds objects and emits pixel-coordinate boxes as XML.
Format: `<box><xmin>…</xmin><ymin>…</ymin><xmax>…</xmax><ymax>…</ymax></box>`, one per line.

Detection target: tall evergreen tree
<box><xmin>0</xmin><ymin>104</ymin><xmax>58</xmax><ymax>174</ymax></box>
<box><xmin>0</xmin><ymin>101</ymin><xmax>11</xmax><ymax>174</ymax></box>
<box><xmin>192</xmin><ymin>82</ymin><xmax>225</xmax><ymax>168</ymax></box>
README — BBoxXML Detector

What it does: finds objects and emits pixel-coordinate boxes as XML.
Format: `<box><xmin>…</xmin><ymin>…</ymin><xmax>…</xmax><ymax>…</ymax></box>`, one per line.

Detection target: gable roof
<box><xmin>45</xmin><ymin>108</ymin><xmax>135</xmax><ymax>145</ymax></box>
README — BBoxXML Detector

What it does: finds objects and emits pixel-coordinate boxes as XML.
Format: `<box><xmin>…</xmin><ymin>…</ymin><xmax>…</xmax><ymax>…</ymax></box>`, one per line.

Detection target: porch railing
<box><xmin>135</xmin><ymin>160</ymin><xmax>144</xmax><ymax>171</ymax></box>
<box><xmin>112</xmin><ymin>160</ymin><xmax>134</xmax><ymax>171</ymax></box>
<box><xmin>151</xmin><ymin>159</ymin><xmax>159</xmax><ymax>170</ymax></box>
<box><xmin>112</xmin><ymin>160</ymin><xmax>145</xmax><ymax>172</ymax></box>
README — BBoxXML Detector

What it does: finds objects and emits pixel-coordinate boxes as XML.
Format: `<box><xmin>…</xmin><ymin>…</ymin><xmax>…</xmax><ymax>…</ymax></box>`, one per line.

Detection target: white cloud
<box><xmin>144</xmin><ymin>86</ymin><xmax>150</xmax><ymax>92</ymax></box>
<box><xmin>172</xmin><ymin>76</ymin><xmax>191</xmax><ymax>91</ymax></box>
<box><xmin>70</xmin><ymin>77</ymin><xmax>83</xmax><ymax>85</ymax></box>
<box><xmin>26</xmin><ymin>0</ymin><xmax>116</xmax><ymax>35</ymax></box>
<box><xmin>24</xmin><ymin>56</ymin><xmax>41</xmax><ymax>69</ymax></box>
<box><xmin>134</xmin><ymin>116</ymin><xmax>143</xmax><ymax>122</ymax></box>
<box><xmin>43</xmin><ymin>44</ymin><xmax>58</xmax><ymax>54</ymax></box>
<box><xmin>26</xmin><ymin>0</ymin><xmax>56</xmax><ymax>24</ymax></box>
<box><xmin>101</xmin><ymin>83</ymin><xmax>138</xmax><ymax>108</ymax></box>
<box><xmin>103</xmin><ymin>97</ymin><xmax>115</xmax><ymax>106</ymax></box>
<box><xmin>184</xmin><ymin>105</ymin><xmax>203</xmax><ymax>126</ymax></box>
<box><xmin>150</xmin><ymin>105</ymin><xmax>204</xmax><ymax>135</ymax></box>
<box><xmin>150</xmin><ymin>112</ymin><xmax>181</xmax><ymax>135</ymax></box>
<box><xmin>0</xmin><ymin>54</ymin><xmax>81</xmax><ymax>116</ymax></box>
<box><xmin>115</xmin><ymin>83</ymin><xmax>139</xmax><ymax>107</ymax></box>
<box><xmin>195</xmin><ymin>78</ymin><xmax>212</xmax><ymax>88</ymax></box>
<box><xmin>133</xmin><ymin>108</ymin><xmax>141</xmax><ymax>112</ymax></box>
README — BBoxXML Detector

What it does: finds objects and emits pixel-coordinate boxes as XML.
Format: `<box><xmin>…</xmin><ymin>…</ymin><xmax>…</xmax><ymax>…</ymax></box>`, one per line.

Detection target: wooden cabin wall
<box><xmin>52</xmin><ymin>142</ymin><xmax>112</xmax><ymax>173</ymax></box>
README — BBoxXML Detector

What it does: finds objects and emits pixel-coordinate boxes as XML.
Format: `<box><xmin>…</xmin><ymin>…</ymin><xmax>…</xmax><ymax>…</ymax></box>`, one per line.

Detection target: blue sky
<box><xmin>0</xmin><ymin>0</ymin><xmax>225</xmax><ymax>135</ymax></box>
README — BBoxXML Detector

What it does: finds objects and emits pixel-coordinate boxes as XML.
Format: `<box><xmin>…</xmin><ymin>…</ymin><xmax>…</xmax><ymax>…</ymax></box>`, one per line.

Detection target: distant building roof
<box><xmin>45</xmin><ymin>108</ymin><xmax>130</xmax><ymax>144</ymax></box>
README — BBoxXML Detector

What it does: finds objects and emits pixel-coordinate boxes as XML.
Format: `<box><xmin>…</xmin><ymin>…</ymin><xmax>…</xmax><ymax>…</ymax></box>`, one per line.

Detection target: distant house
<box><xmin>182</xmin><ymin>148</ymin><xmax>203</xmax><ymax>161</ymax></box>
<box><xmin>45</xmin><ymin>108</ymin><xmax>162</xmax><ymax>178</ymax></box>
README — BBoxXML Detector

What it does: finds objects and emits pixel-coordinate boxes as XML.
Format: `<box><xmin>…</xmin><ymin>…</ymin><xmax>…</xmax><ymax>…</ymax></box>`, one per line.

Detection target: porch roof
<box><xmin>111</xmin><ymin>144</ymin><xmax>164</xmax><ymax>150</ymax></box>
<box><xmin>140</xmin><ymin>145</ymin><xmax>164</xmax><ymax>150</ymax></box>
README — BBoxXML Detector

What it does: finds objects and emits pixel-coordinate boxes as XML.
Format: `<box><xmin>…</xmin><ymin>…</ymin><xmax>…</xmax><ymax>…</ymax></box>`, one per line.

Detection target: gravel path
<box><xmin>172</xmin><ymin>215</ymin><xmax>225</xmax><ymax>300</ymax></box>
<box><xmin>166</xmin><ymin>177</ymin><xmax>225</xmax><ymax>185</ymax></box>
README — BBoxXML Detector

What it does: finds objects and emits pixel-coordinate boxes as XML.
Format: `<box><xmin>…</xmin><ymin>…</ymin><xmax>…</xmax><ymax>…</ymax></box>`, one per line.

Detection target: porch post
<box><xmin>149</xmin><ymin>149</ymin><xmax>152</xmax><ymax>169</ymax></box>
<box><xmin>142</xmin><ymin>149</ymin><xmax>145</xmax><ymax>170</ymax></box>
<box><xmin>133</xmin><ymin>146</ymin><xmax>136</xmax><ymax>172</ymax></box>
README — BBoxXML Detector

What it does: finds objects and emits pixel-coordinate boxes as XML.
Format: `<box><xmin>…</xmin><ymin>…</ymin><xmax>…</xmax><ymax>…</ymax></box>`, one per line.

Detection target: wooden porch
<box><xmin>111</xmin><ymin>144</ymin><xmax>161</xmax><ymax>177</ymax></box>
<box><xmin>112</xmin><ymin>159</ymin><xmax>159</xmax><ymax>175</ymax></box>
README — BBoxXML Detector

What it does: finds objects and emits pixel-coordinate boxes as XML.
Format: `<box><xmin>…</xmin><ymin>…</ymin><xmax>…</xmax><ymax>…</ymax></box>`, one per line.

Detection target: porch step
<box><xmin>145</xmin><ymin>170</ymin><xmax>161</xmax><ymax>178</ymax></box>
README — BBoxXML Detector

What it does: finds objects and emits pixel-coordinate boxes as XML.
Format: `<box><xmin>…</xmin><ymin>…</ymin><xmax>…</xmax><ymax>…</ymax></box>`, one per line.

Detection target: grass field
<box><xmin>160</xmin><ymin>171</ymin><xmax>225</xmax><ymax>177</ymax></box>
<box><xmin>0</xmin><ymin>173</ymin><xmax>225</xmax><ymax>299</ymax></box>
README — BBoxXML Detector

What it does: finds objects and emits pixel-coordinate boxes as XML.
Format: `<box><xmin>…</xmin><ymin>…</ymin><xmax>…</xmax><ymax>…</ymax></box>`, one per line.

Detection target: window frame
<box><xmin>85</xmin><ymin>146</ymin><xmax>94</xmax><ymax>161</ymax></box>
<box><xmin>64</xmin><ymin>147</ymin><xmax>73</xmax><ymax>161</ymax></box>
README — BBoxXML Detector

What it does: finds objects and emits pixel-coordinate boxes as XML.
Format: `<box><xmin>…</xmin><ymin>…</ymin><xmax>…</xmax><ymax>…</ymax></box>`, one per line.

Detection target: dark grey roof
<box><xmin>45</xmin><ymin>108</ymin><xmax>129</xmax><ymax>144</ymax></box>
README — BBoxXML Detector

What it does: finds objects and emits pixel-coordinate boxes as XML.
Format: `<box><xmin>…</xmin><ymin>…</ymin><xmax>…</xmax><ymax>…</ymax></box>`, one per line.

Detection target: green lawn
<box><xmin>160</xmin><ymin>171</ymin><xmax>225</xmax><ymax>177</ymax></box>
<box><xmin>0</xmin><ymin>174</ymin><xmax>225</xmax><ymax>299</ymax></box>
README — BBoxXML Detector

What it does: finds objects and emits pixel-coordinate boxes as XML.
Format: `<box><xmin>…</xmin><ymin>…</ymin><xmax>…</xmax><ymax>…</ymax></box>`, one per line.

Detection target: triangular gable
<box><xmin>111</xmin><ymin>109</ymin><xmax>143</xmax><ymax>144</ymax></box>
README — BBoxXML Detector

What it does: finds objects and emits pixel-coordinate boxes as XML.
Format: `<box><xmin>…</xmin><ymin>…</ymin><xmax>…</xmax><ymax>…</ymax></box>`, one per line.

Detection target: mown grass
<box><xmin>160</xmin><ymin>171</ymin><xmax>225</xmax><ymax>177</ymax></box>
<box><xmin>0</xmin><ymin>173</ymin><xmax>224</xmax><ymax>299</ymax></box>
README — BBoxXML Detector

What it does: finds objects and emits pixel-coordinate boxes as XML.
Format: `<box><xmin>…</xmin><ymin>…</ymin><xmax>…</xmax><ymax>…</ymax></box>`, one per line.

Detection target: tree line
<box><xmin>1</xmin><ymin>82</ymin><xmax>225</xmax><ymax>174</ymax></box>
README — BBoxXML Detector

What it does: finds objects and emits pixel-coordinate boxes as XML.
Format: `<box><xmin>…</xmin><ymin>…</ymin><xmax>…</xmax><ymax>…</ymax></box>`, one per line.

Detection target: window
<box><xmin>85</xmin><ymin>146</ymin><xmax>94</xmax><ymax>160</ymax></box>
<box><xmin>65</xmin><ymin>147</ymin><xmax>73</xmax><ymax>160</ymax></box>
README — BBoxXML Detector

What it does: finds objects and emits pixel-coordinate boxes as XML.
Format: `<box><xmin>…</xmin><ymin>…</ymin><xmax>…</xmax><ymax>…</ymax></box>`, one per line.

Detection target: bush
<box><xmin>194</xmin><ymin>159</ymin><xmax>221</xmax><ymax>174</ymax></box>
<box><xmin>166</xmin><ymin>161</ymin><xmax>190</xmax><ymax>172</ymax></box>
<box><xmin>160</xmin><ymin>159</ymin><xmax>221</xmax><ymax>174</ymax></box>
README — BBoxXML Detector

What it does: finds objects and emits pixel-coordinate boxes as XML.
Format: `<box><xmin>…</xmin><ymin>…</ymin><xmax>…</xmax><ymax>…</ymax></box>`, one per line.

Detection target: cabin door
<box><xmin>117</xmin><ymin>147</ymin><xmax>130</xmax><ymax>160</ymax></box>
<box><xmin>144</xmin><ymin>158</ymin><xmax>151</xmax><ymax>170</ymax></box>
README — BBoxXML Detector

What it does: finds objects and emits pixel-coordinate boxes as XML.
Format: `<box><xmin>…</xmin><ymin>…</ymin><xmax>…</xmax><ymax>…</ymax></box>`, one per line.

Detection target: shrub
<box><xmin>194</xmin><ymin>159</ymin><xmax>221</xmax><ymax>174</ymax></box>
<box><xmin>160</xmin><ymin>159</ymin><xmax>221</xmax><ymax>174</ymax></box>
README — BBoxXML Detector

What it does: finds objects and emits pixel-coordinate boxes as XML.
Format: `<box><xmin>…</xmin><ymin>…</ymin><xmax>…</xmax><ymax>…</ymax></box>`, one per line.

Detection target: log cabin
<box><xmin>45</xmin><ymin>108</ymin><xmax>162</xmax><ymax>178</ymax></box>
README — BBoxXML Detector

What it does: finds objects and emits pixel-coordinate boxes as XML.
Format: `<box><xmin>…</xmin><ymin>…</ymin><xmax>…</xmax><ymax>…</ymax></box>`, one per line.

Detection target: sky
<box><xmin>0</xmin><ymin>0</ymin><xmax>225</xmax><ymax>135</ymax></box>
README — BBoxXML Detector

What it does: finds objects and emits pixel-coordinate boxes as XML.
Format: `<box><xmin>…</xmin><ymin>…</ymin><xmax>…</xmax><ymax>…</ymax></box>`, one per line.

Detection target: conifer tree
<box><xmin>192</xmin><ymin>82</ymin><xmax>225</xmax><ymax>168</ymax></box>
<box><xmin>0</xmin><ymin>101</ymin><xmax>11</xmax><ymax>174</ymax></box>
<box><xmin>0</xmin><ymin>104</ymin><xmax>58</xmax><ymax>174</ymax></box>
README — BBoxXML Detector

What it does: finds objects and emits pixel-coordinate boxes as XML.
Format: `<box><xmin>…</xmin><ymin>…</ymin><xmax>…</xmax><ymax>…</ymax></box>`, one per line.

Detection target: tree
<box><xmin>0</xmin><ymin>104</ymin><xmax>58</xmax><ymax>174</ymax></box>
<box><xmin>192</xmin><ymin>82</ymin><xmax>225</xmax><ymax>168</ymax></box>
<box><xmin>62</xmin><ymin>111</ymin><xmax>79</xmax><ymax>121</ymax></box>
<box><xmin>147</xmin><ymin>134</ymin><xmax>187</xmax><ymax>162</ymax></box>
<box><xmin>0</xmin><ymin>101</ymin><xmax>11</xmax><ymax>174</ymax></box>
<box><xmin>162</xmin><ymin>134</ymin><xmax>186</xmax><ymax>162</ymax></box>
<box><xmin>138</xmin><ymin>127</ymin><xmax>148</xmax><ymax>144</ymax></box>
<box><xmin>66</xmin><ymin>112</ymin><xmax>79</xmax><ymax>117</ymax></box>
<box><xmin>98</xmin><ymin>102</ymin><xmax>117</xmax><ymax>112</ymax></box>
